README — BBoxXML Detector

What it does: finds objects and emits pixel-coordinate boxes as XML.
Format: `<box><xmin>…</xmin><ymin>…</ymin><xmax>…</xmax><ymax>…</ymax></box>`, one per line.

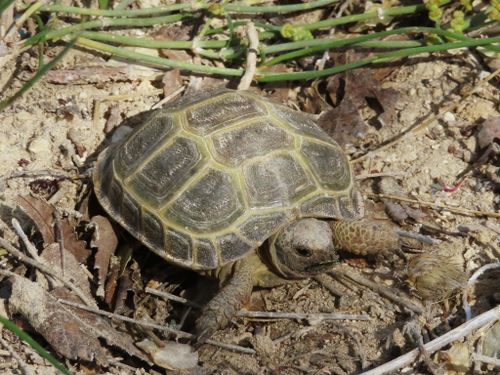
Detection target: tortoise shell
<box><xmin>93</xmin><ymin>90</ymin><xmax>363</xmax><ymax>270</ymax></box>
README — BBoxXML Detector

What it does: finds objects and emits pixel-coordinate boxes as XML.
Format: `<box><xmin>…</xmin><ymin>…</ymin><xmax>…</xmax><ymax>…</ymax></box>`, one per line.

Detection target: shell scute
<box><xmin>211</xmin><ymin>119</ymin><xmax>294</xmax><ymax>167</ymax></box>
<box><xmin>271</xmin><ymin>104</ymin><xmax>333</xmax><ymax>143</ymax></box>
<box><xmin>164</xmin><ymin>168</ymin><xmax>244</xmax><ymax>232</ymax></box>
<box><xmin>238</xmin><ymin>212</ymin><xmax>291</xmax><ymax>243</ymax></box>
<box><xmin>115</xmin><ymin>113</ymin><xmax>173</xmax><ymax>177</ymax></box>
<box><xmin>242</xmin><ymin>153</ymin><xmax>315</xmax><ymax>207</ymax></box>
<box><xmin>301</xmin><ymin>141</ymin><xmax>351</xmax><ymax>190</ymax></box>
<box><xmin>216</xmin><ymin>233</ymin><xmax>253</xmax><ymax>264</ymax></box>
<box><xmin>194</xmin><ymin>239</ymin><xmax>218</xmax><ymax>269</ymax></box>
<box><xmin>128</xmin><ymin>136</ymin><xmax>203</xmax><ymax>207</ymax></box>
<box><xmin>185</xmin><ymin>92</ymin><xmax>267</xmax><ymax>135</ymax></box>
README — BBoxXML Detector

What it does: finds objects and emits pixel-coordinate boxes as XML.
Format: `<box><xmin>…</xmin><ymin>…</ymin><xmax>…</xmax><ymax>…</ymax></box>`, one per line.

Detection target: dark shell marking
<box><xmin>93</xmin><ymin>90</ymin><xmax>363</xmax><ymax>270</ymax></box>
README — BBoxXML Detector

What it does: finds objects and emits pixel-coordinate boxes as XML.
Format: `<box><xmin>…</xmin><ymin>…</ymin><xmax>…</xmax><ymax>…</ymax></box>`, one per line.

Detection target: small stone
<box><xmin>442</xmin><ymin>112</ymin><xmax>456</xmax><ymax>124</ymax></box>
<box><xmin>28</xmin><ymin>136</ymin><xmax>51</xmax><ymax>156</ymax></box>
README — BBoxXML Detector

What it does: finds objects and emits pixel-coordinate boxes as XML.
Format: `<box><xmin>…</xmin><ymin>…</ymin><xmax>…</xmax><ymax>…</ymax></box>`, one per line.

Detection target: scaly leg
<box><xmin>329</xmin><ymin>219</ymin><xmax>424</xmax><ymax>256</ymax></box>
<box><xmin>195</xmin><ymin>257</ymin><xmax>253</xmax><ymax>344</ymax></box>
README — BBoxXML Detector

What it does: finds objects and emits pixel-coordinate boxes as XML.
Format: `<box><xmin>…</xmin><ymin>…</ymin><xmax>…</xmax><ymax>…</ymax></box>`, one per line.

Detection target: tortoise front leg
<box><xmin>329</xmin><ymin>219</ymin><xmax>424</xmax><ymax>256</ymax></box>
<box><xmin>195</xmin><ymin>257</ymin><xmax>253</xmax><ymax>344</ymax></box>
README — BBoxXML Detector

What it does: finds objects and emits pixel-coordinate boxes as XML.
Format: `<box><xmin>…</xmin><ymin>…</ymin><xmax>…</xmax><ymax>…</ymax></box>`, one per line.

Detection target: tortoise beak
<box><xmin>306</xmin><ymin>261</ymin><xmax>337</xmax><ymax>273</ymax></box>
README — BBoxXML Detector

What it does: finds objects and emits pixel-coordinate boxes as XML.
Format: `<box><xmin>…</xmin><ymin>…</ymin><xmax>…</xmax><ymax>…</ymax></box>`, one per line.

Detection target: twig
<box><xmin>329</xmin><ymin>266</ymin><xmax>424</xmax><ymax>315</ymax></box>
<box><xmin>463</xmin><ymin>263</ymin><xmax>500</xmax><ymax>320</ymax></box>
<box><xmin>366</xmin><ymin>192</ymin><xmax>500</xmax><ymax>219</ymax></box>
<box><xmin>238</xmin><ymin>22</ymin><xmax>259</xmax><ymax>90</ymax></box>
<box><xmin>151</xmin><ymin>85</ymin><xmax>185</xmax><ymax>110</ymax></box>
<box><xmin>11</xmin><ymin>219</ymin><xmax>40</xmax><ymax>261</ymax></box>
<box><xmin>238</xmin><ymin>310</ymin><xmax>370</xmax><ymax>321</ymax></box>
<box><xmin>53</xmin><ymin>211</ymin><xmax>65</xmax><ymax>277</ymax></box>
<box><xmin>353</xmin><ymin>67</ymin><xmax>500</xmax><ymax>164</ymax></box>
<box><xmin>145</xmin><ymin>287</ymin><xmax>369</xmax><ymax>321</ymax></box>
<box><xmin>0</xmin><ymin>238</ymin><xmax>95</xmax><ymax>307</ymax></box>
<box><xmin>56</xmin><ymin>298</ymin><xmax>255</xmax><ymax>354</ymax></box>
<box><xmin>359</xmin><ymin>305</ymin><xmax>500</xmax><ymax>375</ymax></box>
<box><xmin>145</xmin><ymin>287</ymin><xmax>201</xmax><ymax>308</ymax></box>
<box><xmin>355</xmin><ymin>171</ymin><xmax>409</xmax><ymax>180</ymax></box>
<box><xmin>0</xmin><ymin>331</ymin><xmax>32</xmax><ymax>375</ymax></box>
<box><xmin>472</xmin><ymin>353</ymin><xmax>500</xmax><ymax>367</ymax></box>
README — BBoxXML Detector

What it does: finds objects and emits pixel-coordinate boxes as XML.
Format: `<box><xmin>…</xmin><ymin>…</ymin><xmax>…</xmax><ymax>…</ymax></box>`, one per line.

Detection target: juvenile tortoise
<box><xmin>93</xmin><ymin>89</ymin><xmax>406</xmax><ymax>342</ymax></box>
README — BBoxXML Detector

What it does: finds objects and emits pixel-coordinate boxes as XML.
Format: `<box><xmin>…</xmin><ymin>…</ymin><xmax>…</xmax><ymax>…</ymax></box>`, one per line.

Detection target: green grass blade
<box><xmin>0</xmin><ymin>315</ymin><xmax>72</xmax><ymax>375</ymax></box>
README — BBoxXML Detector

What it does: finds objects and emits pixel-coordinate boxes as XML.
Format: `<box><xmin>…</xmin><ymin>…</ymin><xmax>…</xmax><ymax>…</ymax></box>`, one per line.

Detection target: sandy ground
<box><xmin>0</xmin><ymin>26</ymin><xmax>499</xmax><ymax>375</ymax></box>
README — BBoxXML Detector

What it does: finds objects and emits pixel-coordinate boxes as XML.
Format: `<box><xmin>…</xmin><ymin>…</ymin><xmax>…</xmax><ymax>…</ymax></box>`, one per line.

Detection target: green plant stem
<box><xmin>303</xmin><ymin>0</ymin><xmax>452</xmax><ymax>31</ymax></box>
<box><xmin>80</xmin><ymin>31</ymin><xmax>228</xmax><ymax>49</ymax></box>
<box><xmin>256</xmin><ymin>36</ymin><xmax>500</xmax><ymax>82</ymax></box>
<box><xmin>37</xmin><ymin>3</ymin><xmax>204</xmax><ymax>17</ymax></box>
<box><xmin>76</xmin><ymin>36</ymin><xmax>243</xmax><ymax>77</ymax></box>
<box><xmin>0</xmin><ymin>315</ymin><xmax>72</xmax><ymax>375</ymax></box>
<box><xmin>24</xmin><ymin>13</ymin><xmax>191</xmax><ymax>46</ymax></box>
<box><xmin>223</xmin><ymin>0</ymin><xmax>338</xmax><ymax>13</ymax></box>
<box><xmin>37</xmin><ymin>0</ymin><xmax>338</xmax><ymax>17</ymax></box>
<box><xmin>263</xmin><ymin>27</ymin><xmax>500</xmax><ymax>66</ymax></box>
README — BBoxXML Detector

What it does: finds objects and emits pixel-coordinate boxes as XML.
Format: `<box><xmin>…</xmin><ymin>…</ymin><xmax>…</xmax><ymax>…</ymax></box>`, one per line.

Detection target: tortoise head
<box><xmin>267</xmin><ymin>218</ymin><xmax>338</xmax><ymax>279</ymax></box>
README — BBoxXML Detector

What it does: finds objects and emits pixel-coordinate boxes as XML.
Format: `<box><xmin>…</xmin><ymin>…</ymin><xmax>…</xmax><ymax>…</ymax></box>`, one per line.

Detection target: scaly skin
<box><xmin>330</xmin><ymin>219</ymin><xmax>402</xmax><ymax>256</ymax></box>
<box><xmin>195</xmin><ymin>258</ymin><xmax>254</xmax><ymax>344</ymax></box>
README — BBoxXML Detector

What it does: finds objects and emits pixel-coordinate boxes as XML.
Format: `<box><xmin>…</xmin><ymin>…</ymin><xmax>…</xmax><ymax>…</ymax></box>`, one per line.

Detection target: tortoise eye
<box><xmin>295</xmin><ymin>247</ymin><xmax>312</xmax><ymax>257</ymax></box>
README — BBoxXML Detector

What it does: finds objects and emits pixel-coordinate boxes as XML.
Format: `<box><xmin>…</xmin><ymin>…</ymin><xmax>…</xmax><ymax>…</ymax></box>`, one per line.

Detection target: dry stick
<box><xmin>0</xmin><ymin>237</ymin><xmax>95</xmax><ymax>307</ymax></box>
<box><xmin>353</xmin><ymin>67</ymin><xmax>500</xmax><ymax>164</ymax></box>
<box><xmin>11</xmin><ymin>219</ymin><xmax>40</xmax><ymax>261</ymax></box>
<box><xmin>366</xmin><ymin>192</ymin><xmax>500</xmax><ymax>219</ymax></box>
<box><xmin>329</xmin><ymin>266</ymin><xmax>424</xmax><ymax>315</ymax></box>
<box><xmin>355</xmin><ymin>171</ymin><xmax>409</xmax><ymax>180</ymax></box>
<box><xmin>56</xmin><ymin>298</ymin><xmax>256</xmax><ymax>355</ymax></box>
<box><xmin>0</xmin><ymin>332</ymin><xmax>32</xmax><ymax>375</ymax></box>
<box><xmin>359</xmin><ymin>305</ymin><xmax>500</xmax><ymax>375</ymax></box>
<box><xmin>145</xmin><ymin>287</ymin><xmax>369</xmax><ymax>321</ymax></box>
<box><xmin>472</xmin><ymin>353</ymin><xmax>500</xmax><ymax>367</ymax></box>
<box><xmin>237</xmin><ymin>22</ymin><xmax>259</xmax><ymax>90</ymax></box>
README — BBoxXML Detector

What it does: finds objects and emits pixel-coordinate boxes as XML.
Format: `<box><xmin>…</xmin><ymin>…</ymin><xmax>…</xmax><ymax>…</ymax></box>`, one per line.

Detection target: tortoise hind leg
<box><xmin>195</xmin><ymin>258</ymin><xmax>253</xmax><ymax>344</ymax></box>
<box><xmin>329</xmin><ymin>219</ymin><xmax>423</xmax><ymax>256</ymax></box>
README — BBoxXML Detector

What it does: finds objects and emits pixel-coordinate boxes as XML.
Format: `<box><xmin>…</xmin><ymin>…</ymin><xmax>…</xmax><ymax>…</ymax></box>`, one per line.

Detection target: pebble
<box><xmin>28</xmin><ymin>136</ymin><xmax>51</xmax><ymax>156</ymax></box>
<box><xmin>442</xmin><ymin>111</ymin><xmax>456</xmax><ymax>124</ymax></box>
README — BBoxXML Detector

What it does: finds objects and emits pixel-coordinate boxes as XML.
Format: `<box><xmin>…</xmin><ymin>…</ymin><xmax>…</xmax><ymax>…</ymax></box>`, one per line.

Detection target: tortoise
<box><xmin>93</xmin><ymin>89</ymin><xmax>404</xmax><ymax>342</ymax></box>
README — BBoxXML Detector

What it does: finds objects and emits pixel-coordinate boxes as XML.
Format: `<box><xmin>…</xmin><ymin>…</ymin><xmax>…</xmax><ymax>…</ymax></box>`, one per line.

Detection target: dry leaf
<box><xmin>90</xmin><ymin>215</ymin><xmax>118</xmax><ymax>298</ymax></box>
<box><xmin>40</xmin><ymin>243</ymin><xmax>93</xmax><ymax>298</ymax></box>
<box><xmin>136</xmin><ymin>339</ymin><xmax>198</xmax><ymax>370</ymax></box>
<box><xmin>15</xmin><ymin>195</ymin><xmax>90</xmax><ymax>262</ymax></box>
<box><xmin>7</xmin><ymin>275</ymin><xmax>148</xmax><ymax>364</ymax></box>
<box><xmin>15</xmin><ymin>195</ymin><xmax>55</xmax><ymax>244</ymax></box>
<box><xmin>318</xmin><ymin>96</ymin><xmax>370</xmax><ymax>148</ymax></box>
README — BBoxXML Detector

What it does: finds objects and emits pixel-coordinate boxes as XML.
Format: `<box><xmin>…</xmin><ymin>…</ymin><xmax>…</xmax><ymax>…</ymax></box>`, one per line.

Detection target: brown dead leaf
<box><xmin>90</xmin><ymin>215</ymin><xmax>118</xmax><ymax>298</ymax></box>
<box><xmin>324</xmin><ymin>48</ymin><xmax>401</xmax><ymax>141</ymax></box>
<box><xmin>104</xmin><ymin>256</ymin><xmax>121</xmax><ymax>307</ymax></box>
<box><xmin>40</xmin><ymin>243</ymin><xmax>93</xmax><ymax>298</ymax></box>
<box><xmin>15</xmin><ymin>195</ymin><xmax>90</xmax><ymax>262</ymax></box>
<box><xmin>318</xmin><ymin>96</ymin><xmax>370</xmax><ymax>148</ymax></box>
<box><xmin>15</xmin><ymin>195</ymin><xmax>55</xmax><ymax>244</ymax></box>
<box><xmin>162</xmin><ymin>69</ymin><xmax>183</xmax><ymax>98</ymax></box>
<box><xmin>8</xmin><ymin>274</ymin><xmax>148</xmax><ymax>365</ymax></box>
